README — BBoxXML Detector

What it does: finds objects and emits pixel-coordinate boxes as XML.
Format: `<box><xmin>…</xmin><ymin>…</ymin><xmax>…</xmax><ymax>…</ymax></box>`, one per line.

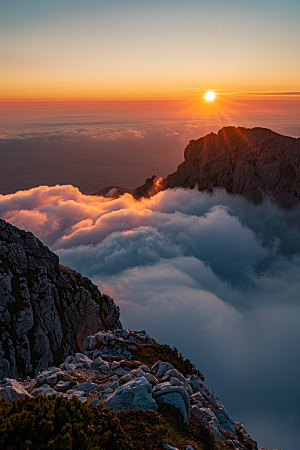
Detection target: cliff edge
<box><xmin>0</xmin><ymin>219</ymin><xmax>122</xmax><ymax>378</ymax></box>
<box><xmin>135</xmin><ymin>127</ymin><xmax>300</xmax><ymax>207</ymax></box>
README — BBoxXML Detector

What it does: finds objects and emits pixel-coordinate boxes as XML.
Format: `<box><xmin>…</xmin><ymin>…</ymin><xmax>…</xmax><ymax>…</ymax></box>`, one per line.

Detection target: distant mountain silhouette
<box><xmin>93</xmin><ymin>186</ymin><xmax>134</xmax><ymax>199</ymax></box>
<box><xmin>134</xmin><ymin>127</ymin><xmax>300</xmax><ymax>208</ymax></box>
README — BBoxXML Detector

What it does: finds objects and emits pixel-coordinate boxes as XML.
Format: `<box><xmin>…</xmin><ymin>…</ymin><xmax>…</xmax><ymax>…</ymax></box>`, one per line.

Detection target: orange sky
<box><xmin>1</xmin><ymin>1</ymin><xmax>299</xmax><ymax>102</ymax></box>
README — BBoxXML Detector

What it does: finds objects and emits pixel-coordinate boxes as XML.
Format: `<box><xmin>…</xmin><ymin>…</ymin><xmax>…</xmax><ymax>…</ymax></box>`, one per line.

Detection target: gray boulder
<box><xmin>105</xmin><ymin>376</ymin><xmax>158</xmax><ymax>412</ymax></box>
<box><xmin>32</xmin><ymin>384</ymin><xmax>57</xmax><ymax>396</ymax></box>
<box><xmin>153</xmin><ymin>382</ymin><xmax>190</xmax><ymax>423</ymax></box>
<box><xmin>156</xmin><ymin>362</ymin><xmax>175</xmax><ymax>378</ymax></box>
<box><xmin>0</xmin><ymin>378</ymin><xmax>31</xmax><ymax>401</ymax></box>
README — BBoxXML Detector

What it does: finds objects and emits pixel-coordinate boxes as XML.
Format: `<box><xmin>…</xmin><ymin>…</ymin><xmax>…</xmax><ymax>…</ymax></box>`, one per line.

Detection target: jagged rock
<box><xmin>152</xmin><ymin>382</ymin><xmax>190</xmax><ymax>423</ymax></box>
<box><xmin>92</xmin><ymin>356</ymin><xmax>104</xmax><ymax>369</ymax></box>
<box><xmin>0</xmin><ymin>378</ymin><xmax>31</xmax><ymax>400</ymax></box>
<box><xmin>32</xmin><ymin>383</ymin><xmax>56</xmax><ymax>396</ymax></box>
<box><xmin>0</xmin><ymin>219</ymin><xmax>122</xmax><ymax>378</ymax></box>
<box><xmin>77</xmin><ymin>380</ymin><xmax>99</xmax><ymax>392</ymax></box>
<box><xmin>139</xmin><ymin>364</ymin><xmax>150</xmax><ymax>373</ymax></box>
<box><xmin>82</xmin><ymin>329</ymin><xmax>156</xmax><ymax>361</ymax></box>
<box><xmin>134</xmin><ymin>127</ymin><xmax>300</xmax><ymax>208</ymax></box>
<box><xmin>121</xmin><ymin>374</ymin><xmax>132</xmax><ymax>383</ymax></box>
<box><xmin>98</xmin><ymin>360</ymin><xmax>111</xmax><ymax>374</ymax></box>
<box><xmin>235</xmin><ymin>422</ymin><xmax>258</xmax><ymax>450</ymax></box>
<box><xmin>105</xmin><ymin>376</ymin><xmax>158</xmax><ymax>412</ymax></box>
<box><xmin>163</xmin><ymin>445</ymin><xmax>179</xmax><ymax>450</ymax></box>
<box><xmin>74</xmin><ymin>353</ymin><xmax>93</xmax><ymax>369</ymax></box>
<box><xmin>152</xmin><ymin>360</ymin><xmax>162</xmax><ymax>372</ymax></box>
<box><xmin>156</xmin><ymin>362</ymin><xmax>175</xmax><ymax>378</ymax></box>
<box><xmin>53</xmin><ymin>380</ymin><xmax>75</xmax><ymax>393</ymax></box>
<box><xmin>66</xmin><ymin>388</ymin><xmax>86</xmax><ymax>401</ymax></box>
<box><xmin>36</xmin><ymin>367</ymin><xmax>62</xmax><ymax>387</ymax></box>
<box><xmin>162</xmin><ymin>368</ymin><xmax>186</xmax><ymax>383</ymax></box>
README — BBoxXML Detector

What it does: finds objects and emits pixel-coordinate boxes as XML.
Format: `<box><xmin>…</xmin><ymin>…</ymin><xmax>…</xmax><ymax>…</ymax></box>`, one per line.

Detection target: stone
<box><xmin>129</xmin><ymin>368</ymin><xmax>145</xmax><ymax>378</ymax></box>
<box><xmin>66</xmin><ymin>389</ymin><xmax>86</xmax><ymax>401</ymax></box>
<box><xmin>153</xmin><ymin>382</ymin><xmax>190</xmax><ymax>423</ymax></box>
<box><xmin>36</xmin><ymin>367</ymin><xmax>62</xmax><ymax>387</ymax></box>
<box><xmin>170</xmin><ymin>377</ymin><xmax>183</xmax><ymax>387</ymax></box>
<box><xmin>139</xmin><ymin>365</ymin><xmax>150</xmax><ymax>373</ymax></box>
<box><xmin>162</xmin><ymin>368</ymin><xmax>186</xmax><ymax>383</ymax></box>
<box><xmin>111</xmin><ymin>361</ymin><xmax>121</xmax><ymax>370</ymax></box>
<box><xmin>156</xmin><ymin>362</ymin><xmax>175</xmax><ymax>378</ymax></box>
<box><xmin>74</xmin><ymin>353</ymin><xmax>93</xmax><ymax>369</ymax></box>
<box><xmin>53</xmin><ymin>380</ymin><xmax>75</xmax><ymax>393</ymax></box>
<box><xmin>235</xmin><ymin>422</ymin><xmax>258</xmax><ymax>450</ymax></box>
<box><xmin>0</xmin><ymin>378</ymin><xmax>31</xmax><ymax>401</ymax></box>
<box><xmin>32</xmin><ymin>384</ymin><xmax>57</xmax><ymax>396</ymax></box>
<box><xmin>191</xmin><ymin>405</ymin><xmax>204</xmax><ymax>421</ymax></box>
<box><xmin>151</xmin><ymin>360</ymin><xmax>162</xmax><ymax>373</ymax></box>
<box><xmin>214</xmin><ymin>408</ymin><xmax>237</xmax><ymax>437</ymax></box>
<box><xmin>143</xmin><ymin>373</ymin><xmax>158</xmax><ymax>383</ymax></box>
<box><xmin>114</xmin><ymin>368</ymin><xmax>128</xmax><ymax>377</ymax></box>
<box><xmin>77</xmin><ymin>380</ymin><xmax>99</xmax><ymax>392</ymax></box>
<box><xmin>88</xmin><ymin>398</ymin><xmax>99</xmax><ymax>406</ymax></box>
<box><xmin>92</xmin><ymin>356</ymin><xmax>104</xmax><ymax>369</ymax></box>
<box><xmin>121</xmin><ymin>374</ymin><xmax>132</xmax><ymax>383</ymax></box>
<box><xmin>98</xmin><ymin>361</ymin><xmax>111</xmax><ymax>374</ymax></box>
<box><xmin>105</xmin><ymin>376</ymin><xmax>157</xmax><ymax>412</ymax></box>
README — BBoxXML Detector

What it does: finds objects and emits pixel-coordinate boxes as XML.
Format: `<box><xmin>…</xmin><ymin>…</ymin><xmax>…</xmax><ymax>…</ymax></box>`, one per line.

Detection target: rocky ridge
<box><xmin>0</xmin><ymin>328</ymin><xmax>260</xmax><ymax>450</ymax></box>
<box><xmin>0</xmin><ymin>219</ymin><xmax>121</xmax><ymax>379</ymax></box>
<box><xmin>134</xmin><ymin>127</ymin><xmax>300</xmax><ymax>208</ymax></box>
<box><xmin>0</xmin><ymin>220</ymin><xmax>279</xmax><ymax>450</ymax></box>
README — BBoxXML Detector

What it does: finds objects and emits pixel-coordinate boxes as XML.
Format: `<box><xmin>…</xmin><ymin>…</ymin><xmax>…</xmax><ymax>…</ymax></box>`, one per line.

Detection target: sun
<box><xmin>204</xmin><ymin>90</ymin><xmax>215</xmax><ymax>102</ymax></box>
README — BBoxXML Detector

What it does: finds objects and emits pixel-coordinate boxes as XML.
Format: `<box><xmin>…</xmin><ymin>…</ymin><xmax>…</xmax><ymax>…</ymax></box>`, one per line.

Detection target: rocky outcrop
<box><xmin>0</xmin><ymin>328</ymin><xmax>258</xmax><ymax>450</ymax></box>
<box><xmin>134</xmin><ymin>127</ymin><xmax>300</xmax><ymax>208</ymax></box>
<box><xmin>0</xmin><ymin>219</ymin><xmax>122</xmax><ymax>378</ymax></box>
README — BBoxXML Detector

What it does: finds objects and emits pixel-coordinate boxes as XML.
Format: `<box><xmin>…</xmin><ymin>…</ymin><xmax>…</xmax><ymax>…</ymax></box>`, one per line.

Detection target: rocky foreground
<box><xmin>0</xmin><ymin>328</ymin><xmax>260</xmax><ymax>450</ymax></box>
<box><xmin>0</xmin><ymin>219</ymin><xmax>281</xmax><ymax>450</ymax></box>
<box><xmin>134</xmin><ymin>127</ymin><xmax>300</xmax><ymax>208</ymax></box>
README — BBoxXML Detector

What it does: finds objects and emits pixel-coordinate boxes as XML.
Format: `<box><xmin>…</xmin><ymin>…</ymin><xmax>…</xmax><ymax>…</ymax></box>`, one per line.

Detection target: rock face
<box><xmin>0</xmin><ymin>219</ymin><xmax>122</xmax><ymax>378</ymax></box>
<box><xmin>134</xmin><ymin>127</ymin><xmax>300</xmax><ymax>208</ymax></box>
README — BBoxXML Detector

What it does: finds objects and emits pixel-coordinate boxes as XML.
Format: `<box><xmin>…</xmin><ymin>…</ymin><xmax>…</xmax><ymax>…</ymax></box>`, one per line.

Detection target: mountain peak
<box><xmin>134</xmin><ymin>127</ymin><xmax>300</xmax><ymax>207</ymax></box>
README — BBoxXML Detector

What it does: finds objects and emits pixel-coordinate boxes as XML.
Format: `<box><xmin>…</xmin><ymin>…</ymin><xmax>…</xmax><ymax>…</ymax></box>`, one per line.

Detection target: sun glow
<box><xmin>205</xmin><ymin>91</ymin><xmax>216</xmax><ymax>102</ymax></box>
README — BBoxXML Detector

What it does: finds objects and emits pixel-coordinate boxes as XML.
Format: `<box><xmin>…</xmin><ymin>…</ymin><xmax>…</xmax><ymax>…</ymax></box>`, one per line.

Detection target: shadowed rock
<box><xmin>0</xmin><ymin>219</ymin><xmax>122</xmax><ymax>378</ymax></box>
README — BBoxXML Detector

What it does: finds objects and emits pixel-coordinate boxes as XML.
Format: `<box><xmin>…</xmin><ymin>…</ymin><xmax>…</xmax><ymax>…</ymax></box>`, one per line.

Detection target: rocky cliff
<box><xmin>0</xmin><ymin>219</ymin><xmax>122</xmax><ymax>379</ymax></box>
<box><xmin>134</xmin><ymin>127</ymin><xmax>300</xmax><ymax>207</ymax></box>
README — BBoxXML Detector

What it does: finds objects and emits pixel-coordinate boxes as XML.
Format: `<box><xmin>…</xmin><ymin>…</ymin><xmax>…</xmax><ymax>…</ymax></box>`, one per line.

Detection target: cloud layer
<box><xmin>1</xmin><ymin>185</ymin><xmax>300</xmax><ymax>449</ymax></box>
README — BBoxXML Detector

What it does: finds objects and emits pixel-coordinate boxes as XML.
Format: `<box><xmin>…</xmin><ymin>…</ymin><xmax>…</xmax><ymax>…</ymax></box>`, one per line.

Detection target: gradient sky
<box><xmin>1</xmin><ymin>0</ymin><xmax>300</xmax><ymax>100</ymax></box>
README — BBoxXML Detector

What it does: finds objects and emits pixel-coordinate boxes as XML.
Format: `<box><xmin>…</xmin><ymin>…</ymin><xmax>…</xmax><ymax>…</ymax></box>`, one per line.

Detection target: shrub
<box><xmin>0</xmin><ymin>395</ymin><xmax>131</xmax><ymax>450</ymax></box>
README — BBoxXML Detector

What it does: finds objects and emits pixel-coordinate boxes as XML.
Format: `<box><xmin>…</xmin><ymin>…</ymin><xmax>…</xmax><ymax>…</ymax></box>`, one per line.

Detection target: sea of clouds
<box><xmin>1</xmin><ymin>184</ymin><xmax>300</xmax><ymax>450</ymax></box>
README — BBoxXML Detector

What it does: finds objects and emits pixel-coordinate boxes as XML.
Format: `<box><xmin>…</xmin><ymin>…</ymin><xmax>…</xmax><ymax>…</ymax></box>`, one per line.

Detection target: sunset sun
<box><xmin>205</xmin><ymin>90</ymin><xmax>216</xmax><ymax>101</ymax></box>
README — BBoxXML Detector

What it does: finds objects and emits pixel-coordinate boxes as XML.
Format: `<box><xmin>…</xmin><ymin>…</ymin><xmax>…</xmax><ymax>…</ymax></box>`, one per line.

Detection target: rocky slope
<box><xmin>0</xmin><ymin>220</ymin><xmax>279</xmax><ymax>450</ymax></box>
<box><xmin>0</xmin><ymin>219</ymin><xmax>121</xmax><ymax>379</ymax></box>
<box><xmin>0</xmin><ymin>329</ymin><xmax>259</xmax><ymax>450</ymax></box>
<box><xmin>134</xmin><ymin>127</ymin><xmax>300</xmax><ymax>208</ymax></box>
